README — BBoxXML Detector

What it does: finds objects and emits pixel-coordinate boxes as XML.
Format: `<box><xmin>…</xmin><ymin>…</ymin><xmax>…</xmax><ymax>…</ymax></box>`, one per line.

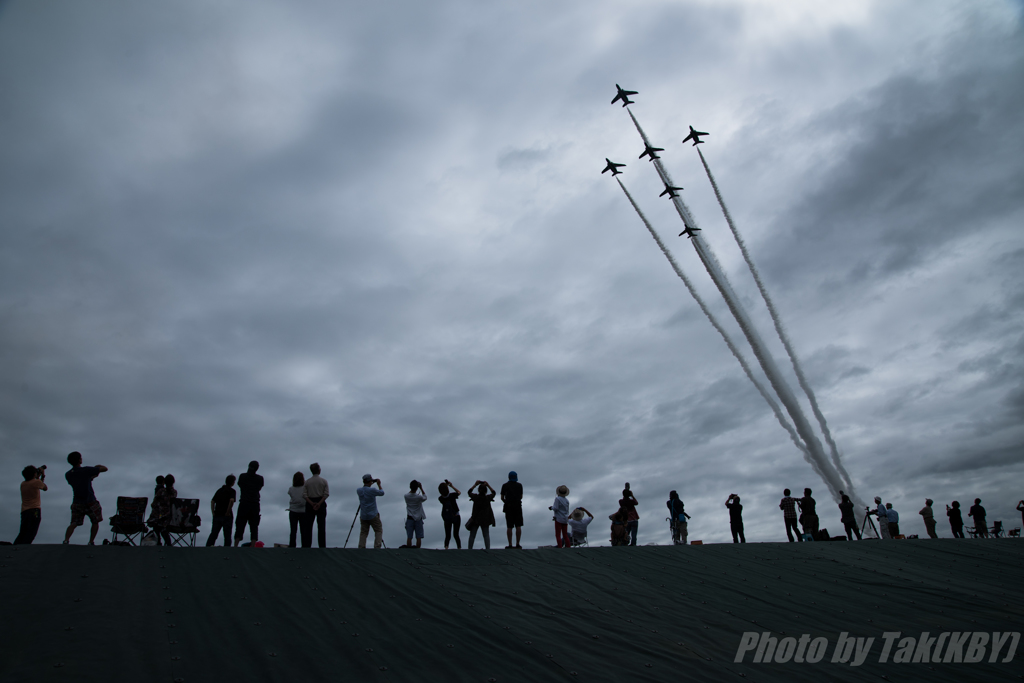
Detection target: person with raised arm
<box><xmin>357</xmin><ymin>474</ymin><xmax>384</xmax><ymax>549</ymax></box>
<box><xmin>63</xmin><ymin>451</ymin><xmax>108</xmax><ymax>546</ymax></box>
<box><xmin>467</xmin><ymin>480</ymin><xmax>496</xmax><ymax>549</ymax></box>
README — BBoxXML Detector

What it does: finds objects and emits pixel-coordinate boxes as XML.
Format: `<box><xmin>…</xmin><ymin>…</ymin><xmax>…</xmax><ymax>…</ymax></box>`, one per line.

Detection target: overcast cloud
<box><xmin>1</xmin><ymin>1</ymin><xmax>1022</xmax><ymax>548</ymax></box>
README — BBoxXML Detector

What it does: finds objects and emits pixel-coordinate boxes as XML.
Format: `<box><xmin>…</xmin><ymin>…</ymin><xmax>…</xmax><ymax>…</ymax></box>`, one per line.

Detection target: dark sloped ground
<box><xmin>2</xmin><ymin>539</ymin><xmax>1022</xmax><ymax>683</ymax></box>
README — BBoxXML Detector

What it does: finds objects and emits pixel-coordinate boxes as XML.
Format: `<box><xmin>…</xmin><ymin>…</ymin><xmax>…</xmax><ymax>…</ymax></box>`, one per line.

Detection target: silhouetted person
<box><xmin>403</xmin><ymin>480</ymin><xmax>427</xmax><ymax>548</ymax></box>
<box><xmin>206</xmin><ymin>474</ymin><xmax>236</xmax><ymax>547</ymax></box>
<box><xmin>568</xmin><ymin>507</ymin><xmax>593</xmax><ymax>545</ymax></box>
<box><xmin>467</xmin><ymin>480</ymin><xmax>495</xmax><ymax>549</ymax></box>
<box><xmin>619</xmin><ymin>484</ymin><xmax>640</xmax><ymax>546</ymax></box>
<box><xmin>872</xmin><ymin>496</ymin><xmax>890</xmax><ymax>539</ymax></box>
<box><xmin>500</xmin><ymin>471</ymin><xmax>523</xmax><ymax>549</ymax></box>
<box><xmin>438</xmin><ymin>479</ymin><xmax>462</xmax><ymax>549</ymax></box>
<box><xmin>946</xmin><ymin>501</ymin><xmax>965</xmax><ymax>538</ymax></box>
<box><xmin>357</xmin><ymin>474</ymin><xmax>384</xmax><ymax>549</ymax></box>
<box><xmin>885</xmin><ymin>503</ymin><xmax>899</xmax><ymax>538</ymax></box>
<box><xmin>919</xmin><ymin>499</ymin><xmax>937</xmax><ymax>539</ymax></box>
<box><xmin>667</xmin><ymin>491</ymin><xmax>689</xmax><ymax>545</ymax></box>
<box><xmin>609</xmin><ymin>507</ymin><xmax>630</xmax><ymax>546</ymax></box>
<box><xmin>725</xmin><ymin>494</ymin><xmax>745</xmax><ymax>543</ymax></box>
<box><xmin>303</xmin><ymin>463</ymin><xmax>329</xmax><ymax>548</ymax></box>
<box><xmin>968</xmin><ymin>498</ymin><xmax>987</xmax><ymax>538</ymax></box>
<box><xmin>779</xmin><ymin>489</ymin><xmax>801</xmax><ymax>542</ymax></box>
<box><xmin>234</xmin><ymin>461</ymin><xmax>264</xmax><ymax>547</ymax></box>
<box><xmin>63</xmin><ymin>451</ymin><xmax>107</xmax><ymax>545</ymax></box>
<box><xmin>14</xmin><ymin>466</ymin><xmax>47</xmax><ymax>545</ymax></box>
<box><xmin>552</xmin><ymin>485</ymin><xmax>570</xmax><ymax>548</ymax></box>
<box><xmin>1017</xmin><ymin>500</ymin><xmax>1024</xmax><ymax>528</ymax></box>
<box><xmin>287</xmin><ymin>471</ymin><xmax>306</xmax><ymax>548</ymax></box>
<box><xmin>798</xmin><ymin>488</ymin><xmax>818</xmax><ymax>537</ymax></box>
<box><xmin>838</xmin><ymin>494</ymin><xmax>860</xmax><ymax>540</ymax></box>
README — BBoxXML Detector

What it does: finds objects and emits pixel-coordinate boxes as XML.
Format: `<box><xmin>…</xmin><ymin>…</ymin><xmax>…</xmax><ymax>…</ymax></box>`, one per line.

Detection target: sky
<box><xmin>1</xmin><ymin>0</ymin><xmax>1022</xmax><ymax>548</ymax></box>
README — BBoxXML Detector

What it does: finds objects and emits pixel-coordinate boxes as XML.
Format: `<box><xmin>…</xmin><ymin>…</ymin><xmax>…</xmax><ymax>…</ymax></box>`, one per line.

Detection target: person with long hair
<box><xmin>838</xmin><ymin>493</ymin><xmax>860</xmax><ymax>541</ymax></box>
<box><xmin>438</xmin><ymin>479</ymin><xmax>462</xmax><ymax>549</ymax></box>
<box><xmin>288</xmin><ymin>472</ymin><xmax>306</xmax><ymax>548</ymax></box>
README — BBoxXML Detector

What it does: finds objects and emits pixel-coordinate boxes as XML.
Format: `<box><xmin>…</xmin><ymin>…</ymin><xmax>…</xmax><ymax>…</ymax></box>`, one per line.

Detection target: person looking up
<box><xmin>438</xmin><ymin>480</ymin><xmax>462</xmax><ymax>549</ymax></box>
<box><xmin>357</xmin><ymin>474</ymin><xmax>384</xmax><ymax>549</ymax></box>
<box><xmin>234</xmin><ymin>461</ymin><xmax>264</xmax><ymax>547</ymax></box>
<box><xmin>725</xmin><ymin>494</ymin><xmax>745</xmax><ymax>543</ymax></box>
<box><xmin>779</xmin><ymin>489</ymin><xmax>801</xmax><ymax>542</ymax></box>
<box><xmin>552</xmin><ymin>485</ymin><xmax>571</xmax><ymax>548</ymax></box>
<box><xmin>500</xmin><ymin>472</ymin><xmax>524</xmax><ymax>549</ymax></box>
<box><xmin>63</xmin><ymin>451</ymin><xmax>107</xmax><ymax>546</ymax></box>
<box><xmin>838</xmin><ymin>493</ymin><xmax>860</xmax><ymax>541</ymax></box>
<box><xmin>568</xmin><ymin>507</ymin><xmax>593</xmax><ymax>546</ymax></box>
<box><xmin>968</xmin><ymin>498</ymin><xmax>987</xmax><ymax>538</ymax></box>
<box><xmin>303</xmin><ymin>463</ymin><xmax>329</xmax><ymax>548</ymax></box>
<box><xmin>288</xmin><ymin>472</ymin><xmax>306</xmax><ymax>548</ymax></box>
<box><xmin>918</xmin><ymin>499</ymin><xmax>937</xmax><ymax>539</ymax></box>
<box><xmin>798</xmin><ymin>488</ymin><xmax>818</xmax><ymax>538</ymax></box>
<box><xmin>14</xmin><ymin>465</ymin><xmax>47</xmax><ymax>545</ymax></box>
<box><xmin>206</xmin><ymin>475</ymin><xmax>236</xmax><ymax>547</ymax></box>
<box><xmin>619</xmin><ymin>484</ymin><xmax>640</xmax><ymax>546</ymax></box>
<box><xmin>467</xmin><ymin>480</ymin><xmax>496</xmax><ymax>550</ymax></box>
<box><xmin>403</xmin><ymin>480</ymin><xmax>428</xmax><ymax>548</ymax></box>
<box><xmin>946</xmin><ymin>501</ymin><xmax>964</xmax><ymax>538</ymax></box>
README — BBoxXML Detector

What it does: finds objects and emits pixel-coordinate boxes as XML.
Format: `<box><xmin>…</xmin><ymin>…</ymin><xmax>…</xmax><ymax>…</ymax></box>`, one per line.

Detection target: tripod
<box><xmin>861</xmin><ymin>509</ymin><xmax>880</xmax><ymax>539</ymax></box>
<box><xmin>343</xmin><ymin>506</ymin><xmax>386</xmax><ymax>548</ymax></box>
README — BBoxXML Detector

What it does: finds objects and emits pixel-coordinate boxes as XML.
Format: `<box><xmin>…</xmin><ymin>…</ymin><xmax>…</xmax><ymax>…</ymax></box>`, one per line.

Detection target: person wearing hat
<box><xmin>357</xmin><ymin>474</ymin><xmax>385</xmax><ymax>549</ymax></box>
<box><xmin>568</xmin><ymin>507</ymin><xmax>593</xmax><ymax>546</ymax></box>
<box><xmin>500</xmin><ymin>471</ymin><xmax>524</xmax><ymax>549</ymax></box>
<box><xmin>551</xmin><ymin>485</ymin><xmax>571</xmax><ymax>548</ymax></box>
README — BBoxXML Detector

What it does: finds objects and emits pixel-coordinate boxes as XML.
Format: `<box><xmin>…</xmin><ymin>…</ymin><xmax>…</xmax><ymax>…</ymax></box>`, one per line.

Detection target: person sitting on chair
<box><xmin>568</xmin><ymin>507</ymin><xmax>593</xmax><ymax>546</ymax></box>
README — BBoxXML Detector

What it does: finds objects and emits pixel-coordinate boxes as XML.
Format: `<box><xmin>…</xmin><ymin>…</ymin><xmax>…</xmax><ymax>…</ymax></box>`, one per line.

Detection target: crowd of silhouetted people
<box><xmin>10</xmin><ymin>452</ymin><xmax>1024</xmax><ymax>548</ymax></box>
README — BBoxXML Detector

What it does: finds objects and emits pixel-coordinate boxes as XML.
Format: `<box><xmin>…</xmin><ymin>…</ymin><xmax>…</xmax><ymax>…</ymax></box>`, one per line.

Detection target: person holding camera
<box><xmin>403</xmin><ymin>480</ymin><xmax>428</xmax><ymax>549</ymax></box>
<box><xmin>666</xmin><ymin>491</ymin><xmax>690</xmax><ymax>545</ymax></box>
<box><xmin>357</xmin><ymin>474</ymin><xmax>385</xmax><ymax>549</ymax></box>
<box><xmin>467</xmin><ymin>480</ymin><xmax>496</xmax><ymax>549</ymax></box>
<box><xmin>438</xmin><ymin>479</ymin><xmax>462</xmax><ymax>549</ymax></box>
<box><xmin>14</xmin><ymin>465</ymin><xmax>47</xmax><ymax>545</ymax></box>
<box><xmin>63</xmin><ymin>451</ymin><xmax>108</xmax><ymax>546</ymax></box>
<box><xmin>725</xmin><ymin>494</ymin><xmax>745</xmax><ymax>543</ymax></box>
<box><xmin>870</xmin><ymin>496</ymin><xmax>890</xmax><ymax>539</ymax></box>
<box><xmin>798</xmin><ymin>488</ymin><xmax>818</xmax><ymax>538</ymax></box>
<box><xmin>779</xmin><ymin>489</ymin><xmax>801</xmax><ymax>542</ymax></box>
<box><xmin>619</xmin><ymin>484</ymin><xmax>640</xmax><ymax>546</ymax></box>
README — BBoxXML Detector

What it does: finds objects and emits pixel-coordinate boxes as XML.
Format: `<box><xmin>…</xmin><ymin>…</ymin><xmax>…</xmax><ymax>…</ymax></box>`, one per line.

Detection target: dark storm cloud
<box><xmin>1</xmin><ymin>1</ymin><xmax>1022</xmax><ymax>548</ymax></box>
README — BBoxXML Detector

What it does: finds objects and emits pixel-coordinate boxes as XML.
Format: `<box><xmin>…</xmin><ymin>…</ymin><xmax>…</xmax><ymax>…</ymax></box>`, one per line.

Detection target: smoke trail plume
<box><xmin>697</xmin><ymin>148</ymin><xmax>855</xmax><ymax>493</ymax></box>
<box><xmin>626</xmin><ymin>108</ymin><xmax>853</xmax><ymax>503</ymax></box>
<box><xmin>616</xmin><ymin>177</ymin><xmax>814</xmax><ymax>463</ymax></box>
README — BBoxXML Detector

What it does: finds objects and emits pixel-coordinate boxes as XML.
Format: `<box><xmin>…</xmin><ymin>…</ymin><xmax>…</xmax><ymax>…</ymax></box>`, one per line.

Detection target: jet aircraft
<box><xmin>611</xmin><ymin>84</ymin><xmax>637</xmax><ymax>107</ymax></box>
<box><xmin>639</xmin><ymin>143</ymin><xmax>664</xmax><ymax>161</ymax></box>
<box><xmin>682</xmin><ymin>125</ymin><xmax>709</xmax><ymax>146</ymax></box>
<box><xmin>601</xmin><ymin>159</ymin><xmax>626</xmax><ymax>176</ymax></box>
<box><xmin>678</xmin><ymin>225</ymin><xmax>702</xmax><ymax>239</ymax></box>
<box><xmin>659</xmin><ymin>183</ymin><xmax>684</xmax><ymax>198</ymax></box>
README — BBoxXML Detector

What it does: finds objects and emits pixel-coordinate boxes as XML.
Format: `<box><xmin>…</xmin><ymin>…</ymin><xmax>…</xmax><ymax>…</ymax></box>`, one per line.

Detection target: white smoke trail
<box><xmin>616</xmin><ymin>177</ymin><xmax>814</xmax><ymax>463</ymax></box>
<box><xmin>625</xmin><ymin>109</ymin><xmax>851</xmax><ymax>503</ymax></box>
<box><xmin>697</xmin><ymin>147</ymin><xmax>855</xmax><ymax>493</ymax></box>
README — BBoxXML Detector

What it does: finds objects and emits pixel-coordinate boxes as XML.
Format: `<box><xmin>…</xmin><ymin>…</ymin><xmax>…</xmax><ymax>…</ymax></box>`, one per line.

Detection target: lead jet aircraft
<box><xmin>601</xmin><ymin>158</ymin><xmax>626</xmax><ymax>176</ymax></box>
<box><xmin>678</xmin><ymin>225</ymin><xmax>702</xmax><ymax>239</ymax></box>
<box><xmin>611</xmin><ymin>84</ymin><xmax>637</xmax><ymax>107</ymax></box>
<box><xmin>639</xmin><ymin>143</ymin><xmax>664</xmax><ymax>161</ymax></box>
<box><xmin>682</xmin><ymin>125</ymin><xmax>709</xmax><ymax>146</ymax></box>
<box><xmin>659</xmin><ymin>182</ymin><xmax>684</xmax><ymax>198</ymax></box>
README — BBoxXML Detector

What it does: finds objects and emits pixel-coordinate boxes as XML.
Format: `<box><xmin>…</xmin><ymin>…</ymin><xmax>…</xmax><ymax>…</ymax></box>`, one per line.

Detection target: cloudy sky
<box><xmin>2</xmin><ymin>1</ymin><xmax>1022</xmax><ymax>548</ymax></box>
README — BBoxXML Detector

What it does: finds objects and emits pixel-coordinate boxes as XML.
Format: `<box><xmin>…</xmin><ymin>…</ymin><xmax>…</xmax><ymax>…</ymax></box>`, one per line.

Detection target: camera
<box><xmin>36</xmin><ymin>465</ymin><xmax>46</xmax><ymax>480</ymax></box>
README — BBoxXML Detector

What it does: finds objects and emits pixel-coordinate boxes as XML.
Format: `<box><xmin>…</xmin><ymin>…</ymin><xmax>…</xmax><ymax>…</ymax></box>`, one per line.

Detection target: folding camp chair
<box><xmin>966</xmin><ymin>526</ymin><xmax>979</xmax><ymax>539</ymax></box>
<box><xmin>109</xmin><ymin>497</ymin><xmax>149</xmax><ymax>546</ymax></box>
<box><xmin>1009</xmin><ymin>528</ymin><xmax>1021</xmax><ymax>538</ymax></box>
<box><xmin>990</xmin><ymin>521</ymin><xmax>1005</xmax><ymax>538</ymax></box>
<box><xmin>571</xmin><ymin>534</ymin><xmax>589</xmax><ymax>547</ymax></box>
<box><xmin>165</xmin><ymin>498</ymin><xmax>201</xmax><ymax>547</ymax></box>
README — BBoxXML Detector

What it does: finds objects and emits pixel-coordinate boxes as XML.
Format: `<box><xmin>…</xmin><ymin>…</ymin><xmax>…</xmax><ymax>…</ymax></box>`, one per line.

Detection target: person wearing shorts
<box><xmin>403</xmin><ymin>480</ymin><xmax>427</xmax><ymax>548</ymax></box>
<box><xmin>500</xmin><ymin>471</ymin><xmax>524</xmax><ymax>549</ymax></box>
<box><xmin>63</xmin><ymin>451</ymin><xmax>108</xmax><ymax>545</ymax></box>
